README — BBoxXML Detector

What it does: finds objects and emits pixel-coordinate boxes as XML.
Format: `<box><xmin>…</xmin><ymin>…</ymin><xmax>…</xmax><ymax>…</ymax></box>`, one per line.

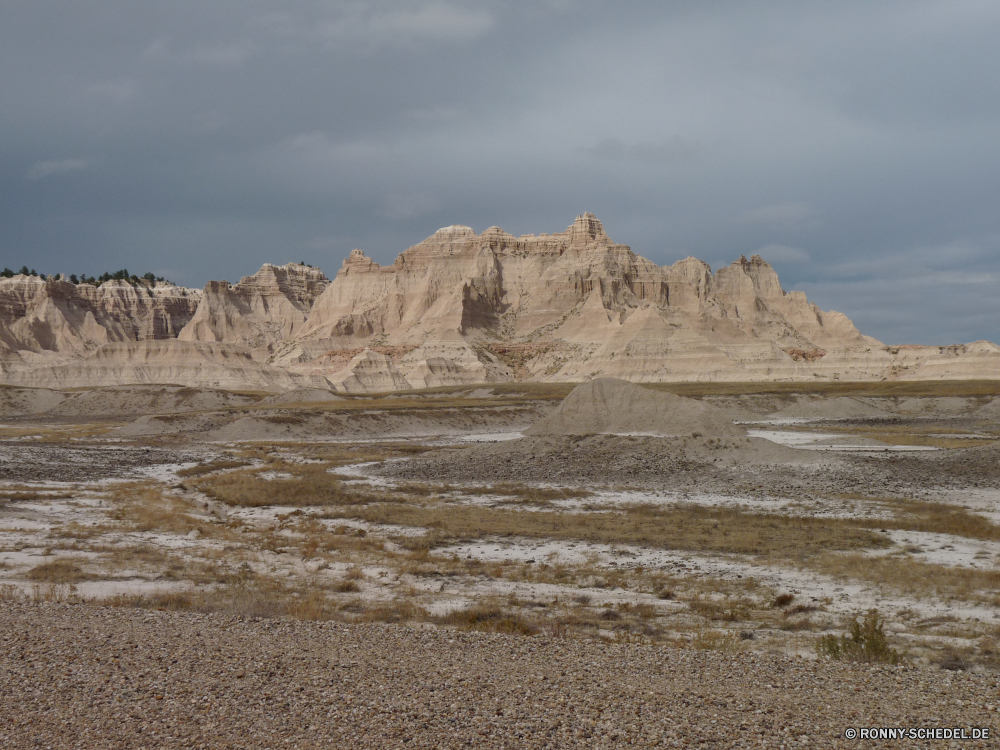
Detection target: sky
<box><xmin>2</xmin><ymin>0</ymin><xmax>999</xmax><ymax>345</ymax></box>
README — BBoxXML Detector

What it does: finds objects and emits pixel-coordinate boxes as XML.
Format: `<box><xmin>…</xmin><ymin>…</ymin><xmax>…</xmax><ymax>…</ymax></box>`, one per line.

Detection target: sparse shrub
<box><xmin>816</xmin><ymin>608</ymin><xmax>901</xmax><ymax>664</ymax></box>
<box><xmin>939</xmin><ymin>653</ymin><xmax>968</xmax><ymax>671</ymax></box>
<box><xmin>26</xmin><ymin>559</ymin><xmax>90</xmax><ymax>583</ymax></box>
<box><xmin>361</xmin><ymin>600</ymin><xmax>428</xmax><ymax>624</ymax></box>
<box><xmin>691</xmin><ymin>629</ymin><xmax>739</xmax><ymax>652</ymax></box>
<box><xmin>286</xmin><ymin>591</ymin><xmax>333</xmax><ymax>620</ymax></box>
<box><xmin>689</xmin><ymin>597</ymin><xmax>750</xmax><ymax>622</ymax></box>
<box><xmin>440</xmin><ymin>606</ymin><xmax>537</xmax><ymax>635</ymax></box>
<box><xmin>772</xmin><ymin>593</ymin><xmax>795</xmax><ymax>608</ymax></box>
<box><xmin>786</xmin><ymin>603</ymin><xmax>819</xmax><ymax>616</ymax></box>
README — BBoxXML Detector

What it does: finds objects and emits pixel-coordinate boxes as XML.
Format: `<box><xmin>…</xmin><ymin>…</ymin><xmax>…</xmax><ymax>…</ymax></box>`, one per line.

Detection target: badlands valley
<box><xmin>2</xmin><ymin>216</ymin><xmax>1000</xmax><ymax>747</ymax></box>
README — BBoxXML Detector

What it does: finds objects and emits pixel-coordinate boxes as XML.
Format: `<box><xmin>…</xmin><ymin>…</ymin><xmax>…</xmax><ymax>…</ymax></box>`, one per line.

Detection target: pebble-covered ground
<box><xmin>1</xmin><ymin>602</ymin><xmax>997</xmax><ymax>749</ymax></box>
<box><xmin>386</xmin><ymin>434</ymin><xmax>1000</xmax><ymax>497</ymax></box>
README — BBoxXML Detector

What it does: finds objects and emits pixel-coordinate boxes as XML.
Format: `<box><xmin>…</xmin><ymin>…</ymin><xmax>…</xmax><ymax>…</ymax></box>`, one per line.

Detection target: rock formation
<box><xmin>179</xmin><ymin>263</ymin><xmax>328</xmax><ymax>357</ymax></box>
<box><xmin>1</xmin><ymin>214</ymin><xmax>997</xmax><ymax>391</ymax></box>
<box><xmin>0</xmin><ymin>276</ymin><xmax>200</xmax><ymax>356</ymax></box>
<box><xmin>1</xmin><ymin>340</ymin><xmax>312</xmax><ymax>391</ymax></box>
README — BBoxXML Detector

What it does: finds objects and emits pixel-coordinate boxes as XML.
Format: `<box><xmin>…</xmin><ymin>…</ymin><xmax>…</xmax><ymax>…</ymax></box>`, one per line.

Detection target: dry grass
<box><xmin>808</xmin><ymin>553</ymin><xmax>1000</xmax><ymax>603</ymax></box>
<box><xmin>437</xmin><ymin>604</ymin><xmax>538</xmax><ymax>635</ymax></box>
<box><xmin>0</xmin><ymin>424</ymin><xmax>119</xmax><ymax>441</ymax></box>
<box><xmin>878</xmin><ymin>498</ymin><xmax>1000</xmax><ymax>541</ymax></box>
<box><xmin>107</xmin><ymin>482</ymin><xmax>233</xmax><ymax>540</ymax></box>
<box><xmin>393</xmin><ymin>481</ymin><xmax>593</xmax><ymax>504</ymax></box>
<box><xmin>802</xmin><ymin>425</ymin><xmax>997</xmax><ymax>449</ymax></box>
<box><xmin>831</xmin><ymin>495</ymin><xmax>1000</xmax><ymax>542</ymax></box>
<box><xmin>0</xmin><ymin>487</ymin><xmax>76</xmax><ymax>502</ymax></box>
<box><xmin>176</xmin><ymin>458</ymin><xmax>251</xmax><ymax>478</ymax></box>
<box><xmin>321</xmin><ymin>502</ymin><xmax>888</xmax><ymax>561</ymax></box>
<box><xmin>646</xmin><ymin>380</ymin><xmax>1000</xmax><ymax>398</ymax></box>
<box><xmin>26</xmin><ymin>558</ymin><xmax>93</xmax><ymax>583</ymax></box>
<box><xmin>192</xmin><ymin>464</ymin><xmax>376</xmax><ymax>508</ymax></box>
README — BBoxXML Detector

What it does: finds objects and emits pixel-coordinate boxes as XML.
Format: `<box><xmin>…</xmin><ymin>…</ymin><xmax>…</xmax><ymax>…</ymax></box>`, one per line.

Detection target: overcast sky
<box><xmin>3</xmin><ymin>1</ymin><xmax>999</xmax><ymax>344</ymax></box>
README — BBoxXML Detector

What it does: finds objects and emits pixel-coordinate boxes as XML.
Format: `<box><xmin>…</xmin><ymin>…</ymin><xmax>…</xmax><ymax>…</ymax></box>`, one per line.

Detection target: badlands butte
<box><xmin>3</xmin><ymin>215</ymin><xmax>1000</xmax><ymax>748</ymax></box>
<box><xmin>2</xmin><ymin>212</ymin><xmax>999</xmax><ymax>391</ymax></box>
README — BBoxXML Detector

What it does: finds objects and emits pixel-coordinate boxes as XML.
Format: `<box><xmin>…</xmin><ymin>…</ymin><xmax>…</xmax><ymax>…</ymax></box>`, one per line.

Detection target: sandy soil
<box><xmin>3</xmin><ymin>380</ymin><xmax>1000</xmax><ymax>746</ymax></box>
<box><xmin>1</xmin><ymin>601</ymin><xmax>997</xmax><ymax>749</ymax></box>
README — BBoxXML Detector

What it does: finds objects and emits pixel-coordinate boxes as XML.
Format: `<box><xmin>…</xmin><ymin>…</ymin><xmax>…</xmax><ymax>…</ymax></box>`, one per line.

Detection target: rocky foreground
<box><xmin>0</xmin><ymin>602</ymin><xmax>996</xmax><ymax>749</ymax></box>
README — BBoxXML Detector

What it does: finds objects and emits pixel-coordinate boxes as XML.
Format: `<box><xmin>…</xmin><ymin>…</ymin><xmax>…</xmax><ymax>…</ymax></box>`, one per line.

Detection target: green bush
<box><xmin>816</xmin><ymin>608</ymin><xmax>900</xmax><ymax>664</ymax></box>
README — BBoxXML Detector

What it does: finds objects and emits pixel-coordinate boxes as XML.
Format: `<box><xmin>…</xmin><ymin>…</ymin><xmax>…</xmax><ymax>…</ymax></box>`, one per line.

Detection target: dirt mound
<box><xmin>41</xmin><ymin>386</ymin><xmax>262</xmax><ymax>418</ymax></box>
<box><xmin>385</xmin><ymin>433</ymin><xmax>818</xmax><ymax>489</ymax></box>
<box><xmin>0</xmin><ymin>386</ymin><xmax>67</xmax><ymax>416</ymax></box>
<box><xmin>972</xmin><ymin>398</ymin><xmax>1000</xmax><ymax>420</ymax></box>
<box><xmin>767</xmin><ymin>396</ymin><xmax>891</xmax><ymax>420</ymax></box>
<box><xmin>115</xmin><ymin>412</ymin><xmax>234</xmax><ymax>437</ymax></box>
<box><xmin>261</xmin><ymin>388</ymin><xmax>344</xmax><ymax>405</ymax></box>
<box><xmin>525</xmin><ymin>378</ymin><xmax>743</xmax><ymax>438</ymax></box>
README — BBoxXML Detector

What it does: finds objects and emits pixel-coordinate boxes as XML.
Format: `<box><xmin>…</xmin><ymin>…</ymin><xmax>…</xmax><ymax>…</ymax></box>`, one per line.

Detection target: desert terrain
<box><xmin>2</xmin><ymin>377</ymin><xmax>999</xmax><ymax>747</ymax></box>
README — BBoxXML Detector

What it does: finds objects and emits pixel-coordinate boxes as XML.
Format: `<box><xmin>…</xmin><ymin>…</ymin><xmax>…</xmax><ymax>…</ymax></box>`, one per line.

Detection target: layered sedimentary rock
<box><xmin>0</xmin><ymin>276</ymin><xmax>201</xmax><ymax>356</ymax></box>
<box><xmin>2</xmin><ymin>340</ymin><xmax>312</xmax><ymax>391</ymax></box>
<box><xmin>179</xmin><ymin>263</ymin><xmax>328</xmax><ymax>356</ymax></box>
<box><xmin>295</xmin><ymin>214</ymin><xmax>895</xmax><ymax>386</ymax></box>
<box><xmin>1</xmin><ymin>214</ymin><xmax>997</xmax><ymax>391</ymax></box>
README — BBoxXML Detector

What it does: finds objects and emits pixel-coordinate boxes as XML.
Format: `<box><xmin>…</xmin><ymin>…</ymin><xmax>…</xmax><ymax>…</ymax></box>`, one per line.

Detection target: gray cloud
<box><xmin>25</xmin><ymin>158</ymin><xmax>91</xmax><ymax>180</ymax></box>
<box><xmin>584</xmin><ymin>137</ymin><xmax>704</xmax><ymax>163</ymax></box>
<box><xmin>737</xmin><ymin>203</ymin><xmax>819</xmax><ymax>227</ymax></box>
<box><xmin>2</xmin><ymin>1</ymin><xmax>999</xmax><ymax>344</ymax></box>
<box><xmin>378</xmin><ymin>192</ymin><xmax>441</xmax><ymax>221</ymax></box>
<box><xmin>757</xmin><ymin>244</ymin><xmax>810</xmax><ymax>264</ymax></box>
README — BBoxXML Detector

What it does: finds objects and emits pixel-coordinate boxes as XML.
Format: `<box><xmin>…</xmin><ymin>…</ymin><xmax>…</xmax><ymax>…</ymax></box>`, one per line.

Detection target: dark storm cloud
<box><xmin>2</xmin><ymin>0</ymin><xmax>999</xmax><ymax>343</ymax></box>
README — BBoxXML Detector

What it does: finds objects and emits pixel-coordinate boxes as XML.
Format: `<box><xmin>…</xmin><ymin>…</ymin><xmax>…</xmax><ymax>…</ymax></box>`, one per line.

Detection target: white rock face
<box><xmin>0</xmin><ymin>276</ymin><xmax>201</xmax><ymax>355</ymax></box>
<box><xmin>1</xmin><ymin>215</ymin><xmax>997</xmax><ymax>391</ymax></box>
<box><xmin>179</xmin><ymin>263</ymin><xmax>328</xmax><ymax>356</ymax></box>
<box><xmin>3</xmin><ymin>340</ymin><xmax>319</xmax><ymax>391</ymax></box>
<box><xmin>326</xmin><ymin>349</ymin><xmax>413</xmax><ymax>393</ymax></box>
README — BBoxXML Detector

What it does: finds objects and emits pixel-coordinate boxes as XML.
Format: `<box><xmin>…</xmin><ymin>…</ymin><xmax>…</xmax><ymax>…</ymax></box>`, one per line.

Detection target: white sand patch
<box><xmin>586</xmin><ymin>488</ymin><xmax>895</xmax><ymax>520</ymax></box>
<box><xmin>873</xmin><ymin>530</ymin><xmax>1000</xmax><ymax>570</ymax></box>
<box><xmin>438</xmin><ymin>539</ymin><xmax>999</xmax><ymax>623</ymax></box>
<box><xmin>748</xmin><ymin>428</ymin><xmax>938</xmax><ymax>452</ymax></box>
<box><xmin>458</xmin><ymin>432</ymin><xmax>524</xmax><ymax>442</ymax></box>
<box><xmin>139</xmin><ymin>462</ymin><xmax>199</xmax><ymax>483</ymax></box>
<box><xmin>0</xmin><ymin>578</ymin><xmax>194</xmax><ymax>598</ymax></box>
<box><xmin>331</xmin><ymin>460</ymin><xmax>399</xmax><ymax>489</ymax></box>
<box><xmin>934</xmin><ymin>489</ymin><xmax>1000</xmax><ymax>525</ymax></box>
<box><xmin>257</xmin><ymin>471</ymin><xmax>294</xmax><ymax>481</ymax></box>
<box><xmin>737</xmin><ymin>418</ymin><xmax>815</xmax><ymax>426</ymax></box>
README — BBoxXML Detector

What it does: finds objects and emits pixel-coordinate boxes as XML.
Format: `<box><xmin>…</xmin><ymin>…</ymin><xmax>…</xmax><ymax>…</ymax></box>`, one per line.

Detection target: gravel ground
<box><xmin>385</xmin><ymin>435</ymin><xmax>1000</xmax><ymax>498</ymax></box>
<box><xmin>0</xmin><ymin>443</ymin><xmax>197</xmax><ymax>483</ymax></box>
<box><xmin>1</xmin><ymin>602</ymin><xmax>997</xmax><ymax>749</ymax></box>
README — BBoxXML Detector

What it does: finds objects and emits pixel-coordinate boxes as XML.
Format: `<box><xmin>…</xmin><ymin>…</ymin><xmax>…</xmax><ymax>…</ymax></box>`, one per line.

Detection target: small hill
<box><xmin>525</xmin><ymin>378</ymin><xmax>743</xmax><ymax>437</ymax></box>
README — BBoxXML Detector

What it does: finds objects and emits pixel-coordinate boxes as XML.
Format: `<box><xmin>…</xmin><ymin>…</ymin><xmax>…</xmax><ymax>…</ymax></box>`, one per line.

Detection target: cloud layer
<box><xmin>2</xmin><ymin>1</ymin><xmax>999</xmax><ymax>344</ymax></box>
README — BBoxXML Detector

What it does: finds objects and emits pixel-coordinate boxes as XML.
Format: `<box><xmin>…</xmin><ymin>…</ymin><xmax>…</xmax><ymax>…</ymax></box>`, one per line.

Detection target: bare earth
<box><xmin>1</xmin><ymin>601</ymin><xmax>997</xmax><ymax>749</ymax></box>
<box><xmin>2</xmin><ymin>380</ymin><xmax>1000</xmax><ymax>747</ymax></box>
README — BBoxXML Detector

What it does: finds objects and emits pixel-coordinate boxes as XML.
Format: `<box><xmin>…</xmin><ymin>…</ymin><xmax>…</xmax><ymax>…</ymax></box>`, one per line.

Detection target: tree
<box><xmin>69</xmin><ymin>274</ymin><xmax>79</xmax><ymax>284</ymax></box>
<box><xmin>18</xmin><ymin>266</ymin><xmax>29</xmax><ymax>276</ymax></box>
<box><xmin>1</xmin><ymin>268</ymin><xmax>13</xmax><ymax>278</ymax></box>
